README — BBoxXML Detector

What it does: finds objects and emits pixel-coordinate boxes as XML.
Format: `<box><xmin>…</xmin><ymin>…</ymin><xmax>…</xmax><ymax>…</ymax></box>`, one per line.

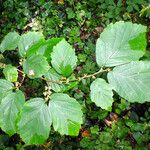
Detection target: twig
<box><xmin>42</xmin><ymin>68</ymin><xmax>111</xmax><ymax>84</ymax></box>
<box><xmin>17</xmin><ymin>68</ymin><xmax>26</xmax><ymax>88</ymax></box>
<box><xmin>17</xmin><ymin>69</ymin><xmax>24</xmax><ymax>74</ymax></box>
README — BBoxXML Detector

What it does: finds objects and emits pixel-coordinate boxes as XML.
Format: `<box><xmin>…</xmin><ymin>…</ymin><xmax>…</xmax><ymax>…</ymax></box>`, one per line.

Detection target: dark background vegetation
<box><xmin>0</xmin><ymin>0</ymin><xmax>150</xmax><ymax>149</ymax></box>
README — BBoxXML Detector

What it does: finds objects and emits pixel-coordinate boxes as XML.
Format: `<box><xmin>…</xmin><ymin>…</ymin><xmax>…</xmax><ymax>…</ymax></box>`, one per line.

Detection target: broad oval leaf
<box><xmin>44</xmin><ymin>68</ymin><xmax>78</xmax><ymax>92</ymax></box>
<box><xmin>0</xmin><ymin>32</ymin><xmax>20</xmax><ymax>53</ymax></box>
<box><xmin>23</xmin><ymin>55</ymin><xmax>50</xmax><ymax>79</ymax></box>
<box><xmin>3</xmin><ymin>65</ymin><xmax>18</xmax><ymax>82</ymax></box>
<box><xmin>96</xmin><ymin>21</ymin><xmax>147</xmax><ymax>67</ymax></box>
<box><xmin>90</xmin><ymin>78</ymin><xmax>113</xmax><ymax>110</ymax></box>
<box><xmin>0</xmin><ymin>79</ymin><xmax>13</xmax><ymax>102</ymax></box>
<box><xmin>26</xmin><ymin>38</ymin><xmax>63</xmax><ymax>62</ymax></box>
<box><xmin>18</xmin><ymin>32</ymin><xmax>44</xmax><ymax>57</ymax></box>
<box><xmin>17</xmin><ymin>98</ymin><xmax>52</xmax><ymax>145</ymax></box>
<box><xmin>107</xmin><ymin>61</ymin><xmax>150</xmax><ymax>103</ymax></box>
<box><xmin>44</xmin><ymin>38</ymin><xmax>64</xmax><ymax>62</ymax></box>
<box><xmin>0</xmin><ymin>90</ymin><xmax>25</xmax><ymax>135</ymax></box>
<box><xmin>26</xmin><ymin>39</ymin><xmax>46</xmax><ymax>57</ymax></box>
<box><xmin>51</xmin><ymin>39</ymin><xmax>77</xmax><ymax>77</ymax></box>
<box><xmin>49</xmin><ymin>93</ymin><xmax>83</xmax><ymax>136</ymax></box>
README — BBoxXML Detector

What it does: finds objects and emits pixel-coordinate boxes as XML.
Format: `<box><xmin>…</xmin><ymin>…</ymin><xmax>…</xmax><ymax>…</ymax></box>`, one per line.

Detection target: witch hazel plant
<box><xmin>0</xmin><ymin>21</ymin><xmax>149</xmax><ymax>145</ymax></box>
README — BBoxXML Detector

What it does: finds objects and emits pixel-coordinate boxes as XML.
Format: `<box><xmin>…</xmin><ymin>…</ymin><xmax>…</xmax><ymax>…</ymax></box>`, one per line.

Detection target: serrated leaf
<box><xmin>0</xmin><ymin>32</ymin><xmax>20</xmax><ymax>53</ymax></box>
<box><xmin>0</xmin><ymin>79</ymin><xmax>13</xmax><ymax>102</ymax></box>
<box><xmin>107</xmin><ymin>61</ymin><xmax>150</xmax><ymax>103</ymax></box>
<box><xmin>18</xmin><ymin>32</ymin><xmax>44</xmax><ymax>57</ymax></box>
<box><xmin>17</xmin><ymin>98</ymin><xmax>51</xmax><ymax>145</ymax></box>
<box><xmin>26</xmin><ymin>38</ymin><xmax>63</xmax><ymax>62</ymax></box>
<box><xmin>49</xmin><ymin>93</ymin><xmax>83</xmax><ymax>136</ymax></box>
<box><xmin>0</xmin><ymin>90</ymin><xmax>25</xmax><ymax>135</ymax></box>
<box><xmin>3</xmin><ymin>65</ymin><xmax>18</xmax><ymax>82</ymax></box>
<box><xmin>51</xmin><ymin>39</ymin><xmax>77</xmax><ymax>76</ymax></box>
<box><xmin>44</xmin><ymin>68</ymin><xmax>78</xmax><ymax>92</ymax></box>
<box><xmin>90</xmin><ymin>78</ymin><xmax>113</xmax><ymax>110</ymax></box>
<box><xmin>96</xmin><ymin>21</ymin><xmax>147</xmax><ymax>67</ymax></box>
<box><xmin>23</xmin><ymin>55</ymin><xmax>50</xmax><ymax>79</ymax></box>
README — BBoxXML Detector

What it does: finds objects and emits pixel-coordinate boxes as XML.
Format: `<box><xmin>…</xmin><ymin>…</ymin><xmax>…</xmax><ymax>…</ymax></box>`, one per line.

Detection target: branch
<box><xmin>42</xmin><ymin>67</ymin><xmax>111</xmax><ymax>84</ymax></box>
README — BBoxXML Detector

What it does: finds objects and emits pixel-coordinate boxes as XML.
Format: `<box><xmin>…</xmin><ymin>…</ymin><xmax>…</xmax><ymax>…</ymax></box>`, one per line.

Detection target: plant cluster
<box><xmin>0</xmin><ymin>0</ymin><xmax>150</xmax><ymax>149</ymax></box>
<box><xmin>0</xmin><ymin>21</ymin><xmax>150</xmax><ymax>147</ymax></box>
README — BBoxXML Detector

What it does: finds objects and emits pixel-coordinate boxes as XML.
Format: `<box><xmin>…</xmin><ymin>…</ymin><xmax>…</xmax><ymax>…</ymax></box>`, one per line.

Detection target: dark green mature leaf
<box><xmin>0</xmin><ymin>79</ymin><xmax>13</xmax><ymax>102</ymax></box>
<box><xmin>26</xmin><ymin>39</ymin><xmax>46</xmax><ymax>57</ymax></box>
<box><xmin>0</xmin><ymin>32</ymin><xmax>20</xmax><ymax>53</ymax></box>
<box><xmin>26</xmin><ymin>38</ymin><xmax>63</xmax><ymax>62</ymax></box>
<box><xmin>44</xmin><ymin>38</ymin><xmax>63</xmax><ymax>62</ymax></box>
<box><xmin>23</xmin><ymin>55</ymin><xmax>50</xmax><ymax>79</ymax></box>
<box><xmin>3</xmin><ymin>65</ymin><xmax>18</xmax><ymax>82</ymax></box>
<box><xmin>107</xmin><ymin>61</ymin><xmax>150</xmax><ymax>103</ymax></box>
<box><xmin>49</xmin><ymin>93</ymin><xmax>83</xmax><ymax>136</ymax></box>
<box><xmin>18</xmin><ymin>32</ymin><xmax>44</xmax><ymax>57</ymax></box>
<box><xmin>17</xmin><ymin>98</ymin><xmax>51</xmax><ymax>145</ymax></box>
<box><xmin>0</xmin><ymin>90</ymin><xmax>25</xmax><ymax>135</ymax></box>
<box><xmin>96</xmin><ymin>21</ymin><xmax>147</xmax><ymax>67</ymax></box>
<box><xmin>44</xmin><ymin>69</ymin><xmax>78</xmax><ymax>92</ymax></box>
<box><xmin>90</xmin><ymin>78</ymin><xmax>113</xmax><ymax>110</ymax></box>
<box><xmin>51</xmin><ymin>39</ymin><xmax>77</xmax><ymax>77</ymax></box>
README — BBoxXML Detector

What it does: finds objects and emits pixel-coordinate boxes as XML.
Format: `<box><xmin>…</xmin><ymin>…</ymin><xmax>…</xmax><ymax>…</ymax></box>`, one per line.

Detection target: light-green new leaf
<box><xmin>3</xmin><ymin>65</ymin><xmax>18</xmax><ymax>82</ymax></box>
<box><xmin>90</xmin><ymin>78</ymin><xmax>113</xmax><ymax>110</ymax></box>
<box><xmin>96</xmin><ymin>21</ymin><xmax>147</xmax><ymax>67</ymax></box>
<box><xmin>51</xmin><ymin>39</ymin><xmax>77</xmax><ymax>77</ymax></box>
<box><xmin>0</xmin><ymin>32</ymin><xmax>20</xmax><ymax>53</ymax></box>
<box><xmin>0</xmin><ymin>79</ymin><xmax>13</xmax><ymax>102</ymax></box>
<box><xmin>49</xmin><ymin>93</ymin><xmax>83</xmax><ymax>136</ymax></box>
<box><xmin>0</xmin><ymin>90</ymin><xmax>25</xmax><ymax>135</ymax></box>
<box><xmin>107</xmin><ymin>61</ymin><xmax>150</xmax><ymax>103</ymax></box>
<box><xmin>23</xmin><ymin>55</ymin><xmax>50</xmax><ymax>79</ymax></box>
<box><xmin>17</xmin><ymin>98</ymin><xmax>52</xmax><ymax>145</ymax></box>
<box><xmin>18</xmin><ymin>32</ymin><xmax>44</xmax><ymax>57</ymax></box>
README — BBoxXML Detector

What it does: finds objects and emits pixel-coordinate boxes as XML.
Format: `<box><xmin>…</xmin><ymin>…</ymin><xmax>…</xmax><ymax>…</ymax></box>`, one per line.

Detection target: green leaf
<box><xmin>23</xmin><ymin>55</ymin><xmax>50</xmax><ymax>79</ymax></box>
<box><xmin>0</xmin><ymin>90</ymin><xmax>25</xmax><ymax>135</ymax></box>
<box><xmin>18</xmin><ymin>32</ymin><xmax>44</xmax><ymax>57</ymax></box>
<box><xmin>17</xmin><ymin>98</ymin><xmax>51</xmax><ymax>145</ymax></box>
<box><xmin>0</xmin><ymin>79</ymin><xmax>13</xmax><ymax>102</ymax></box>
<box><xmin>26</xmin><ymin>39</ymin><xmax>46</xmax><ymax>57</ymax></box>
<box><xmin>26</xmin><ymin>38</ymin><xmax>63</xmax><ymax>62</ymax></box>
<box><xmin>44</xmin><ymin>68</ymin><xmax>78</xmax><ymax>92</ymax></box>
<box><xmin>0</xmin><ymin>32</ymin><xmax>20</xmax><ymax>53</ymax></box>
<box><xmin>3</xmin><ymin>65</ymin><xmax>18</xmax><ymax>82</ymax></box>
<box><xmin>51</xmin><ymin>39</ymin><xmax>77</xmax><ymax>77</ymax></box>
<box><xmin>44</xmin><ymin>38</ymin><xmax>63</xmax><ymax>62</ymax></box>
<box><xmin>49</xmin><ymin>93</ymin><xmax>83</xmax><ymax>136</ymax></box>
<box><xmin>90</xmin><ymin>78</ymin><xmax>113</xmax><ymax>110</ymax></box>
<box><xmin>96</xmin><ymin>21</ymin><xmax>147</xmax><ymax>67</ymax></box>
<box><xmin>107</xmin><ymin>61</ymin><xmax>150</xmax><ymax>103</ymax></box>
